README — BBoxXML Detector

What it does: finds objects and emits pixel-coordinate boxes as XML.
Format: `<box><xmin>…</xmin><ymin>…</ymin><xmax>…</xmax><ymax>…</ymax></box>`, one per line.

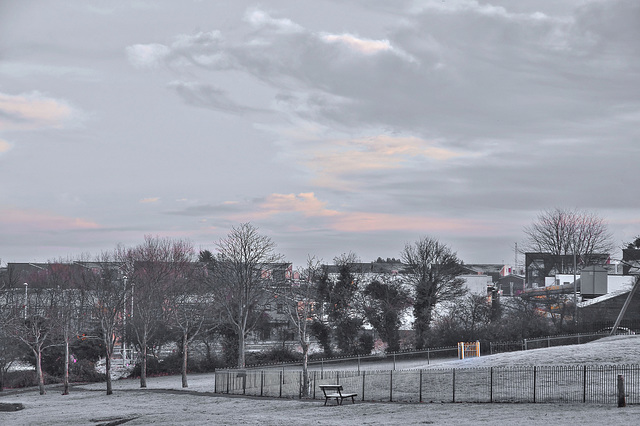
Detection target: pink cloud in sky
<box><xmin>0</xmin><ymin>138</ymin><xmax>11</xmax><ymax>153</ymax></box>
<box><xmin>0</xmin><ymin>91</ymin><xmax>74</xmax><ymax>131</ymax></box>
<box><xmin>258</xmin><ymin>192</ymin><xmax>339</xmax><ymax>218</ymax></box>
<box><xmin>321</xmin><ymin>33</ymin><xmax>392</xmax><ymax>54</ymax></box>
<box><xmin>330</xmin><ymin>212</ymin><xmax>492</xmax><ymax>234</ymax></box>
<box><xmin>0</xmin><ymin>208</ymin><xmax>100</xmax><ymax>232</ymax></box>
<box><xmin>307</xmin><ymin>135</ymin><xmax>462</xmax><ymax>190</ymax></box>
<box><xmin>229</xmin><ymin>192</ymin><xmax>493</xmax><ymax>236</ymax></box>
<box><xmin>139</xmin><ymin>197</ymin><xmax>160</xmax><ymax>204</ymax></box>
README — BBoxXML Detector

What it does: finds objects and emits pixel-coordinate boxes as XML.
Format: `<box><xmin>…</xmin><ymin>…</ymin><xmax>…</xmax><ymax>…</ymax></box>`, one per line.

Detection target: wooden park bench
<box><xmin>318</xmin><ymin>384</ymin><xmax>357</xmax><ymax>406</ymax></box>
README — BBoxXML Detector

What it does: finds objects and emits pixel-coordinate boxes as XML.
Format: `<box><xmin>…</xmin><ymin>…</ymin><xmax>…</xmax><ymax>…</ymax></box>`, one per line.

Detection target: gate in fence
<box><xmin>457</xmin><ymin>341</ymin><xmax>480</xmax><ymax>359</ymax></box>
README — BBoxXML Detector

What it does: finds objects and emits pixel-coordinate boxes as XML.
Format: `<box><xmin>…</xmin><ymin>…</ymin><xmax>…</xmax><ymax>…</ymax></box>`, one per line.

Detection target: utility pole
<box><xmin>23</xmin><ymin>282</ymin><xmax>28</xmax><ymax>319</ymax></box>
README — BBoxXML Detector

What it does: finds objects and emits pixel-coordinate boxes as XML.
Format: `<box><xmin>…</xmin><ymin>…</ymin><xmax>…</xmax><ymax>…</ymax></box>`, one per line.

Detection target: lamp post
<box><xmin>122</xmin><ymin>275</ymin><xmax>128</xmax><ymax>361</ymax></box>
<box><xmin>23</xmin><ymin>282</ymin><xmax>28</xmax><ymax>319</ymax></box>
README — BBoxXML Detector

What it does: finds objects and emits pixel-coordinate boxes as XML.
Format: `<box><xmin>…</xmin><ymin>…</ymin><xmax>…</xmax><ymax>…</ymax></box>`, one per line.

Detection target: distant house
<box><xmin>459</xmin><ymin>264</ymin><xmax>505</xmax><ymax>283</ymax></box>
<box><xmin>458</xmin><ymin>274</ymin><xmax>492</xmax><ymax>296</ymax></box>
<box><xmin>525</xmin><ymin>252</ymin><xmax>610</xmax><ymax>288</ymax></box>
<box><xmin>495</xmin><ymin>274</ymin><xmax>525</xmax><ymax>297</ymax></box>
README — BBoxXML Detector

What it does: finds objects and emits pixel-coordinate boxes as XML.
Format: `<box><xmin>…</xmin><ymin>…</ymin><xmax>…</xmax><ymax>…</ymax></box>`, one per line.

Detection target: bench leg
<box><xmin>350</xmin><ymin>396</ymin><xmax>355</xmax><ymax>404</ymax></box>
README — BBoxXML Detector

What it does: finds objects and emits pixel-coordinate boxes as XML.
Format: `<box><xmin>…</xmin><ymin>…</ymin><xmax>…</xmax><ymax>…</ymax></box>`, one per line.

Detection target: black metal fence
<box><xmin>244</xmin><ymin>346</ymin><xmax>459</xmax><ymax>371</ymax></box>
<box><xmin>489</xmin><ymin>331</ymin><xmax>631</xmax><ymax>355</ymax></box>
<box><xmin>215</xmin><ymin>364</ymin><xmax>640</xmax><ymax>404</ymax></box>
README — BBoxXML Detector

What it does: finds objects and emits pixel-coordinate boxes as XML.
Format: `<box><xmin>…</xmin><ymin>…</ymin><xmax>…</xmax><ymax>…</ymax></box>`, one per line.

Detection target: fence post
<box><xmin>427</xmin><ymin>348</ymin><xmax>430</xmax><ymax>365</ymax></box>
<box><xmin>299</xmin><ymin>371</ymin><xmax>302</xmax><ymax>399</ymax></box>
<box><xmin>226</xmin><ymin>370</ymin><xmax>230</xmax><ymax>394</ymax></box>
<box><xmin>260</xmin><ymin>370</ymin><xmax>264</xmax><ymax>397</ymax></box>
<box><xmin>390</xmin><ymin>370</ymin><xmax>393</xmax><ymax>402</ymax></box>
<box><xmin>279</xmin><ymin>370</ymin><xmax>283</xmax><ymax>398</ymax></box>
<box><xmin>524</xmin><ymin>339</ymin><xmax>528</xmax><ymax>351</ymax></box>
<box><xmin>490</xmin><ymin>367</ymin><xmax>493</xmax><ymax>403</ymax></box>
<box><xmin>583</xmin><ymin>365</ymin><xmax>587</xmax><ymax>403</ymax></box>
<box><xmin>533</xmin><ymin>366</ymin><xmax>537</xmax><ymax>403</ymax></box>
<box><xmin>313</xmin><ymin>371</ymin><xmax>316</xmax><ymax>400</ymax></box>
<box><xmin>547</xmin><ymin>336</ymin><xmax>550</xmax><ymax>348</ymax></box>
<box><xmin>393</xmin><ymin>353</ymin><xmax>396</xmax><ymax>371</ymax></box>
<box><xmin>618</xmin><ymin>375</ymin><xmax>626</xmax><ymax>407</ymax></box>
<box><xmin>358</xmin><ymin>355</ymin><xmax>361</xmax><ymax>375</ymax></box>
<box><xmin>362</xmin><ymin>371</ymin><xmax>366</xmax><ymax>401</ymax></box>
<box><xmin>452</xmin><ymin>369</ymin><xmax>456</xmax><ymax>403</ymax></box>
<box><xmin>419</xmin><ymin>369</ymin><xmax>423</xmax><ymax>403</ymax></box>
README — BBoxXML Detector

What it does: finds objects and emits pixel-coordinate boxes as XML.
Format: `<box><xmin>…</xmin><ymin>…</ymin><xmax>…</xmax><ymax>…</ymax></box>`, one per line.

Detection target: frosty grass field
<box><xmin>2</xmin><ymin>335</ymin><xmax>640</xmax><ymax>425</ymax></box>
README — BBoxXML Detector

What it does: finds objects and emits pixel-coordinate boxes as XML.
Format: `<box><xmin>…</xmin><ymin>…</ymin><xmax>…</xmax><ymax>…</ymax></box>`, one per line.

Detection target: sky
<box><xmin>1</xmin><ymin>0</ymin><xmax>639</xmax><ymax>268</ymax></box>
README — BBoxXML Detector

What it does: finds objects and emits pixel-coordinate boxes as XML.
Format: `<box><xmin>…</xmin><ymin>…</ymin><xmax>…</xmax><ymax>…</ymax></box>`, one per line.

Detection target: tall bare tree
<box><xmin>0</xmin><ymin>287</ymin><xmax>27</xmax><ymax>391</ymax></box>
<box><xmin>45</xmin><ymin>262</ymin><xmax>87</xmax><ymax>395</ymax></box>
<box><xmin>401</xmin><ymin>237</ymin><xmax>466</xmax><ymax>349</ymax></box>
<box><xmin>165</xmin><ymin>263</ymin><xmax>211</xmax><ymax>388</ymax></box>
<box><xmin>81</xmin><ymin>254</ymin><xmax>127</xmax><ymax>395</ymax></box>
<box><xmin>273</xmin><ymin>256</ymin><xmax>321</xmax><ymax>397</ymax></box>
<box><xmin>119</xmin><ymin>236</ymin><xmax>195</xmax><ymax>388</ymax></box>
<box><xmin>523</xmin><ymin>208</ymin><xmax>613</xmax><ymax>271</ymax></box>
<box><xmin>4</xmin><ymin>281</ymin><xmax>59</xmax><ymax>395</ymax></box>
<box><xmin>206</xmin><ymin>223</ymin><xmax>282</xmax><ymax>368</ymax></box>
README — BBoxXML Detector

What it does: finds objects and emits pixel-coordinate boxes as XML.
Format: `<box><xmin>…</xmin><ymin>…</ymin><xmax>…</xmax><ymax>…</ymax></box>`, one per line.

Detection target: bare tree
<box><xmin>273</xmin><ymin>256</ymin><xmax>321</xmax><ymax>397</ymax></box>
<box><xmin>523</xmin><ymin>208</ymin><xmax>613</xmax><ymax>271</ymax></box>
<box><xmin>206</xmin><ymin>223</ymin><xmax>282</xmax><ymax>368</ymax></box>
<box><xmin>4</xmin><ymin>282</ymin><xmax>59</xmax><ymax>395</ymax></box>
<box><xmin>0</xmin><ymin>288</ymin><xmax>25</xmax><ymax>391</ymax></box>
<box><xmin>165</xmin><ymin>263</ymin><xmax>211</xmax><ymax>388</ymax></box>
<box><xmin>81</xmin><ymin>254</ymin><xmax>127</xmax><ymax>395</ymax></box>
<box><xmin>401</xmin><ymin>237</ymin><xmax>466</xmax><ymax>349</ymax></box>
<box><xmin>45</xmin><ymin>262</ymin><xmax>86</xmax><ymax>395</ymax></box>
<box><xmin>119</xmin><ymin>236</ymin><xmax>195</xmax><ymax>388</ymax></box>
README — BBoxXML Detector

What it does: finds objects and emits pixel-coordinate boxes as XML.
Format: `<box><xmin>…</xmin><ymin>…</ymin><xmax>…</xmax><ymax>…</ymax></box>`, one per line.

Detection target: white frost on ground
<box><xmin>2</xmin><ymin>335</ymin><xmax>640</xmax><ymax>425</ymax></box>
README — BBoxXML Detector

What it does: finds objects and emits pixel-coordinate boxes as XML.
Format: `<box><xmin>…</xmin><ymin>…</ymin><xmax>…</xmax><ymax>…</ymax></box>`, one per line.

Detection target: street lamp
<box><xmin>23</xmin><ymin>282</ymin><xmax>28</xmax><ymax>319</ymax></box>
<box><xmin>122</xmin><ymin>275</ymin><xmax>128</xmax><ymax>361</ymax></box>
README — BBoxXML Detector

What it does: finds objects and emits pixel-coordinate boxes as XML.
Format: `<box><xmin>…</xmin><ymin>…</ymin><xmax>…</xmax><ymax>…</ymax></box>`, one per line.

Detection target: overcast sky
<box><xmin>1</xmin><ymin>0</ymin><xmax>639</xmax><ymax>267</ymax></box>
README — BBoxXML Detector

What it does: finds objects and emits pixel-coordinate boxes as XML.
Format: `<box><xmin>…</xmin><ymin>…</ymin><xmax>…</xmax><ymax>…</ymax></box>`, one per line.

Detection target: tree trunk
<box><xmin>62</xmin><ymin>338</ymin><xmax>70</xmax><ymax>395</ymax></box>
<box><xmin>35</xmin><ymin>347</ymin><xmax>46</xmax><ymax>395</ymax></box>
<box><xmin>105</xmin><ymin>351</ymin><xmax>113</xmax><ymax>395</ymax></box>
<box><xmin>181</xmin><ymin>332</ymin><xmax>188</xmax><ymax>388</ymax></box>
<box><xmin>301</xmin><ymin>342</ymin><xmax>309</xmax><ymax>398</ymax></box>
<box><xmin>140</xmin><ymin>343</ymin><xmax>147</xmax><ymax>388</ymax></box>
<box><xmin>237</xmin><ymin>329</ymin><xmax>246</xmax><ymax>368</ymax></box>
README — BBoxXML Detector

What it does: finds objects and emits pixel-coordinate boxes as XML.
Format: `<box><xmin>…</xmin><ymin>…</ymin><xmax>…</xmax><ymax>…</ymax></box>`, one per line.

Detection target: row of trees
<box><xmin>0</xmin><ymin>224</ymin><xmax>468</xmax><ymax>398</ymax></box>
<box><xmin>0</xmin><ymin>208</ymin><xmax>620</xmax><ymax>398</ymax></box>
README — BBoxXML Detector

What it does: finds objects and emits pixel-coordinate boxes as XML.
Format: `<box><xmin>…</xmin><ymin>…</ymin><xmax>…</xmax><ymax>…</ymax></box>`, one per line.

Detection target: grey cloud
<box><xmin>168</xmin><ymin>81</ymin><xmax>268</xmax><ymax>114</ymax></box>
<box><xmin>166</xmin><ymin>203</ymin><xmax>246</xmax><ymax>217</ymax></box>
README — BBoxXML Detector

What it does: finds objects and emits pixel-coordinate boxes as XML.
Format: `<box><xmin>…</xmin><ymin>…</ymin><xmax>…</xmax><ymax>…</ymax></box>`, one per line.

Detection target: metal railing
<box><xmin>215</xmin><ymin>364</ymin><xmax>640</xmax><ymax>404</ymax></box>
<box><xmin>243</xmin><ymin>346</ymin><xmax>459</xmax><ymax>371</ymax></box>
<box><xmin>489</xmin><ymin>331</ymin><xmax>631</xmax><ymax>355</ymax></box>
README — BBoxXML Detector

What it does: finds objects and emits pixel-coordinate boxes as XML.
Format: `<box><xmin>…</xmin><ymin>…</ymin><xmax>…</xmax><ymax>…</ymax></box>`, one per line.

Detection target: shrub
<box><xmin>69</xmin><ymin>360</ymin><xmax>105</xmax><ymax>383</ymax></box>
<box><xmin>2</xmin><ymin>370</ymin><xmax>59</xmax><ymax>389</ymax></box>
<box><xmin>245</xmin><ymin>347</ymin><xmax>300</xmax><ymax>366</ymax></box>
